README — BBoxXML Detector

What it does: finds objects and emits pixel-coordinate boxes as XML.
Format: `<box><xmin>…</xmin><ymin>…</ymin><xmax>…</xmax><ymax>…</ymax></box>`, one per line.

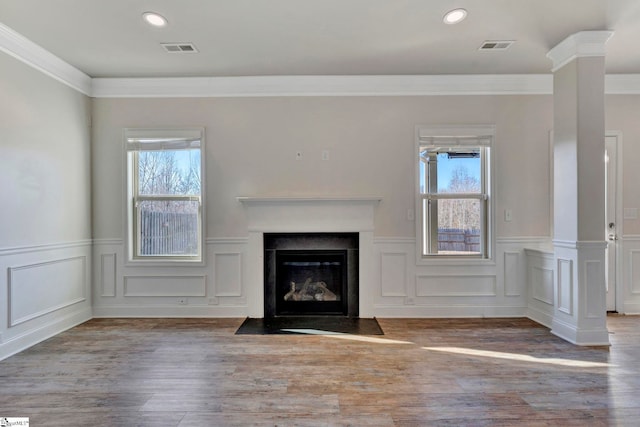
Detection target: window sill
<box><xmin>125</xmin><ymin>257</ymin><xmax>205</xmax><ymax>268</ymax></box>
<box><xmin>416</xmin><ymin>255</ymin><xmax>496</xmax><ymax>267</ymax></box>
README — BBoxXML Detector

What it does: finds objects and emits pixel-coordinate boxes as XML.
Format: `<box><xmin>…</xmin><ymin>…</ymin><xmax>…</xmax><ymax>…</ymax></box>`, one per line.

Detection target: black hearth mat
<box><xmin>235</xmin><ymin>317</ymin><xmax>383</xmax><ymax>335</ymax></box>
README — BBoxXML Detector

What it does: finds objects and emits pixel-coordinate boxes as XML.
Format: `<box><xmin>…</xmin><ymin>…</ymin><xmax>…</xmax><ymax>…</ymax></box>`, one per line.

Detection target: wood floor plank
<box><xmin>1</xmin><ymin>316</ymin><xmax>639</xmax><ymax>426</ymax></box>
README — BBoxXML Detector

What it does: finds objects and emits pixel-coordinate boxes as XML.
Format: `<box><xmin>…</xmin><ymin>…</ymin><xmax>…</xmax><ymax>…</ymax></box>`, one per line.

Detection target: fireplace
<box><xmin>264</xmin><ymin>233</ymin><xmax>359</xmax><ymax>317</ymax></box>
<box><xmin>238</xmin><ymin>196</ymin><xmax>380</xmax><ymax>318</ymax></box>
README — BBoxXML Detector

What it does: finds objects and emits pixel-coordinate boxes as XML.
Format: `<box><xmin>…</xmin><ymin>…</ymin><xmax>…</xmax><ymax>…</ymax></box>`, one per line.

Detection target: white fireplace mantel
<box><xmin>237</xmin><ymin>196</ymin><xmax>381</xmax><ymax>233</ymax></box>
<box><xmin>238</xmin><ymin>196</ymin><xmax>381</xmax><ymax>318</ymax></box>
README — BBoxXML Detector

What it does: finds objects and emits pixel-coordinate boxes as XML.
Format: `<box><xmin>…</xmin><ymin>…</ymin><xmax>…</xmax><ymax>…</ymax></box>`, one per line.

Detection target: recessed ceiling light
<box><xmin>443</xmin><ymin>8</ymin><xmax>467</xmax><ymax>25</ymax></box>
<box><xmin>142</xmin><ymin>12</ymin><xmax>168</xmax><ymax>27</ymax></box>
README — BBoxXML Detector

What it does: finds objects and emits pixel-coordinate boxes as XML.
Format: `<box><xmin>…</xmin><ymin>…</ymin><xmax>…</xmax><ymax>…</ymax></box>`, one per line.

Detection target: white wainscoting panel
<box><xmin>100</xmin><ymin>253</ymin><xmax>117</xmax><ymax>297</ymax></box>
<box><xmin>8</xmin><ymin>256</ymin><xmax>86</xmax><ymax>327</ymax></box>
<box><xmin>380</xmin><ymin>252</ymin><xmax>407</xmax><ymax>297</ymax></box>
<box><xmin>524</xmin><ymin>248</ymin><xmax>554</xmax><ymax>328</ymax></box>
<box><xmin>123</xmin><ymin>276</ymin><xmax>206</xmax><ymax>297</ymax></box>
<box><xmin>93</xmin><ymin>238</ymin><xmax>249</xmax><ymax>317</ymax></box>
<box><xmin>504</xmin><ymin>251</ymin><xmax>520</xmax><ymax>297</ymax></box>
<box><xmin>630</xmin><ymin>249</ymin><xmax>640</xmax><ymax>295</ymax></box>
<box><xmin>585</xmin><ymin>260</ymin><xmax>603</xmax><ymax>318</ymax></box>
<box><xmin>621</xmin><ymin>238</ymin><xmax>640</xmax><ymax>314</ymax></box>
<box><xmin>214</xmin><ymin>252</ymin><xmax>243</xmax><ymax>297</ymax></box>
<box><xmin>557</xmin><ymin>258</ymin><xmax>573</xmax><ymax>315</ymax></box>
<box><xmin>1</xmin><ymin>241</ymin><xmax>92</xmax><ymax>361</ymax></box>
<box><xmin>532</xmin><ymin>266</ymin><xmax>554</xmax><ymax>305</ymax></box>
<box><xmin>416</xmin><ymin>274</ymin><xmax>496</xmax><ymax>297</ymax></box>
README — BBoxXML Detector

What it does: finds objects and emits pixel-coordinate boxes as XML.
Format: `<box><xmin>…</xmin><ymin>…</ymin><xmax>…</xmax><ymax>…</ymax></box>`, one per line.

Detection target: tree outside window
<box><xmin>417</xmin><ymin>129</ymin><xmax>492</xmax><ymax>258</ymax></box>
<box><xmin>126</xmin><ymin>129</ymin><xmax>203</xmax><ymax>261</ymax></box>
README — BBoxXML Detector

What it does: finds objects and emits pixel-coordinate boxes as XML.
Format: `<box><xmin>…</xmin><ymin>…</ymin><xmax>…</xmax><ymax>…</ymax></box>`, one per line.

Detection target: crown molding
<box><xmin>83</xmin><ymin>74</ymin><xmax>640</xmax><ymax>98</ymax></box>
<box><xmin>547</xmin><ymin>30</ymin><xmax>614</xmax><ymax>72</ymax></box>
<box><xmin>91</xmin><ymin>74</ymin><xmax>554</xmax><ymax>97</ymax></box>
<box><xmin>0</xmin><ymin>22</ymin><xmax>91</xmax><ymax>95</ymax></box>
<box><xmin>605</xmin><ymin>74</ymin><xmax>640</xmax><ymax>94</ymax></box>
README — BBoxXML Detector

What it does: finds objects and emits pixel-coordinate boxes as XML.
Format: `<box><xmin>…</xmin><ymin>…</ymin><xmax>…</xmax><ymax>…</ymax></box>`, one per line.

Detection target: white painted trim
<box><xmin>606</xmin><ymin>75</ymin><xmax>640</xmax><ymax>94</ymax></box>
<box><xmin>8</xmin><ymin>256</ymin><xmax>87</xmax><ymax>326</ymax></box>
<box><xmin>93</xmin><ymin>238</ymin><xmax>125</xmax><ymax>246</ymax></box>
<box><xmin>496</xmin><ymin>237</ymin><xmax>551</xmax><ymax>245</ymax></box>
<box><xmin>527</xmin><ymin>305</ymin><xmax>553</xmax><ymax>328</ymax></box>
<box><xmin>92</xmin><ymin>305</ymin><xmax>248</xmax><ymax>318</ymax></box>
<box><xmin>0</xmin><ymin>22</ymin><xmax>91</xmax><ymax>95</ymax></box>
<box><xmin>373</xmin><ymin>304</ymin><xmax>527</xmax><ymax>318</ymax></box>
<box><xmin>524</xmin><ymin>248</ymin><xmax>554</xmax><ymax>257</ymax></box>
<box><xmin>74</xmin><ymin>74</ymin><xmax>640</xmax><ymax>98</ymax></box>
<box><xmin>92</xmin><ymin>74</ymin><xmax>554</xmax><ymax>98</ymax></box>
<box><xmin>547</xmin><ymin>31</ymin><xmax>614</xmax><ymax>72</ymax></box>
<box><xmin>551</xmin><ymin>316</ymin><xmax>610</xmax><ymax>346</ymax></box>
<box><xmin>205</xmin><ymin>237</ymin><xmax>249</xmax><ymax>245</ymax></box>
<box><xmin>0</xmin><ymin>308</ymin><xmax>92</xmax><ymax>362</ymax></box>
<box><xmin>553</xmin><ymin>239</ymin><xmax>577</xmax><ymax>249</ymax></box>
<box><xmin>0</xmin><ymin>240</ymin><xmax>92</xmax><ymax>255</ymax></box>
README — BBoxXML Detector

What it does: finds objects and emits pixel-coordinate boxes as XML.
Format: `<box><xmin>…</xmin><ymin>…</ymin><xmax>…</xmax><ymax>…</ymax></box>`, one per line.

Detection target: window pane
<box><xmin>436</xmin><ymin>198</ymin><xmax>481</xmax><ymax>255</ymax></box>
<box><xmin>138</xmin><ymin>200</ymin><xmax>199</xmax><ymax>256</ymax></box>
<box><xmin>138</xmin><ymin>149</ymin><xmax>201</xmax><ymax>196</ymax></box>
<box><xmin>421</xmin><ymin>148</ymin><xmax>481</xmax><ymax>194</ymax></box>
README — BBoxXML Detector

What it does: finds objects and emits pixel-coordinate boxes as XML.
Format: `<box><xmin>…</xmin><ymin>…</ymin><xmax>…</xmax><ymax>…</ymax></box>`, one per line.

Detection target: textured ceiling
<box><xmin>1</xmin><ymin>0</ymin><xmax>639</xmax><ymax>78</ymax></box>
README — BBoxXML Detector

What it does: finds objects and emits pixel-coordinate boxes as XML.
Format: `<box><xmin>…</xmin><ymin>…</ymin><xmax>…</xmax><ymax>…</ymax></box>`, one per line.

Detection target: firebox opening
<box><xmin>276</xmin><ymin>250</ymin><xmax>347</xmax><ymax>316</ymax></box>
<box><xmin>264</xmin><ymin>232</ymin><xmax>359</xmax><ymax>318</ymax></box>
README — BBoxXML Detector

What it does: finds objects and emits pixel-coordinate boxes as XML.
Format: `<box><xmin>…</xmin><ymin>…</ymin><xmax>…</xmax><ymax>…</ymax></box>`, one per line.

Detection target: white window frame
<box><xmin>415</xmin><ymin>125</ymin><xmax>495</xmax><ymax>264</ymax></box>
<box><xmin>125</xmin><ymin>128</ymin><xmax>205</xmax><ymax>264</ymax></box>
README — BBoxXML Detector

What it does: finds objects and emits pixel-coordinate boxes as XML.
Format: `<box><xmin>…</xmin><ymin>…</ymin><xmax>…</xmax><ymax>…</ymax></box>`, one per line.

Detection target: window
<box><xmin>126</xmin><ymin>129</ymin><xmax>203</xmax><ymax>261</ymax></box>
<box><xmin>416</xmin><ymin>126</ymin><xmax>493</xmax><ymax>258</ymax></box>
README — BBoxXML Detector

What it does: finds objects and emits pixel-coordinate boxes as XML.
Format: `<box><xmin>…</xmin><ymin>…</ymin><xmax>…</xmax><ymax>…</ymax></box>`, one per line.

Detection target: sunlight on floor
<box><xmin>280</xmin><ymin>329</ymin><xmax>414</xmax><ymax>344</ymax></box>
<box><xmin>422</xmin><ymin>346</ymin><xmax>614</xmax><ymax>368</ymax></box>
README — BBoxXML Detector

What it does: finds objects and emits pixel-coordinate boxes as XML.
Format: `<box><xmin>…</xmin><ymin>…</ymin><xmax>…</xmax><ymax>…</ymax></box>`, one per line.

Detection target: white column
<box><xmin>547</xmin><ymin>31</ymin><xmax>613</xmax><ymax>345</ymax></box>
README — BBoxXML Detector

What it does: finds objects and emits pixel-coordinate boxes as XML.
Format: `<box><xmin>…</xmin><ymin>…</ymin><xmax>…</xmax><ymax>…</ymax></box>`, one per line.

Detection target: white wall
<box><xmin>91</xmin><ymin>94</ymin><xmax>555</xmax><ymax>317</ymax></box>
<box><xmin>92</xmin><ymin>95</ymin><xmax>554</xmax><ymax>239</ymax></box>
<box><xmin>0</xmin><ymin>52</ymin><xmax>92</xmax><ymax>360</ymax></box>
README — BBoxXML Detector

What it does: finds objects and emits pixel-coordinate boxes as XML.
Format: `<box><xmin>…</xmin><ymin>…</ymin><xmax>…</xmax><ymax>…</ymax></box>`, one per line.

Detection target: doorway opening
<box><xmin>605</xmin><ymin>134</ymin><xmax>620</xmax><ymax>313</ymax></box>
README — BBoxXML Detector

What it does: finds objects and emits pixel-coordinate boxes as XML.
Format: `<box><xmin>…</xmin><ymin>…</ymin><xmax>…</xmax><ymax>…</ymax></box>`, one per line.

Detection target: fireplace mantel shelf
<box><xmin>237</xmin><ymin>196</ymin><xmax>382</xmax><ymax>204</ymax></box>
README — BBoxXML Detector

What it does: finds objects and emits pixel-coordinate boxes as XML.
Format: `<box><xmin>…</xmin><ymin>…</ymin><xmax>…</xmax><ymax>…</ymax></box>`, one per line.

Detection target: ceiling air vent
<box><xmin>161</xmin><ymin>43</ymin><xmax>199</xmax><ymax>53</ymax></box>
<box><xmin>479</xmin><ymin>40</ymin><xmax>514</xmax><ymax>51</ymax></box>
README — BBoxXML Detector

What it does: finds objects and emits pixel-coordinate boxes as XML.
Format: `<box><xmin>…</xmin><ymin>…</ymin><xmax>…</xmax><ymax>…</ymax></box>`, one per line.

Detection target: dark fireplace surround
<box><xmin>264</xmin><ymin>233</ymin><xmax>359</xmax><ymax>318</ymax></box>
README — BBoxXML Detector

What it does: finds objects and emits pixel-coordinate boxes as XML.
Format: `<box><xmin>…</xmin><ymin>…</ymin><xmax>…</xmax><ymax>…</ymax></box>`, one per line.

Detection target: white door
<box><xmin>605</xmin><ymin>135</ymin><xmax>618</xmax><ymax>312</ymax></box>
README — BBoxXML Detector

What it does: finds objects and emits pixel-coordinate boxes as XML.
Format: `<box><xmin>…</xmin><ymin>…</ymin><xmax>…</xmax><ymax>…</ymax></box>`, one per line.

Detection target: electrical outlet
<box><xmin>407</xmin><ymin>209</ymin><xmax>415</xmax><ymax>221</ymax></box>
<box><xmin>322</xmin><ymin>150</ymin><xmax>330</xmax><ymax>161</ymax></box>
<box><xmin>177</xmin><ymin>297</ymin><xmax>188</xmax><ymax>305</ymax></box>
<box><xmin>504</xmin><ymin>209</ymin><xmax>512</xmax><ymax>222</ymax></box>
<box><xmin>296</xmin><ymin>151</ymin><xmax>303</xmax><ymax>160</ymax></box>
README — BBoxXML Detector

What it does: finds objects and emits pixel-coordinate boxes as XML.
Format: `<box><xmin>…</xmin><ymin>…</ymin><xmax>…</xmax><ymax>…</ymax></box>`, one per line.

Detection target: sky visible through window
<box><xmin>420</xmin><ymin>152</ymin><xmax>481</xmax><ymax>193</ymax></box>
<box><xmin>138</xmin><ymin>149</ymin><xmax>200</xmax><ymax>195</ymax></box>
<box><xmin>437</xmin><ymin>154</ymin><xmax>480</xmax><ymax>191</ymax></box>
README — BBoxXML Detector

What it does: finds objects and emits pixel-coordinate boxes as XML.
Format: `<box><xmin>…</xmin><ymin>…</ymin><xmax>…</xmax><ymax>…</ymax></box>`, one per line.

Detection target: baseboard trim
<box><xmin>372</xmin><ymin>305</ymin><xmax>528</xmax><ymax>318</ymax></box>
<box><xmin>92</xmin><ymin>305</ymin><xmax>249</xmax><ymax>318</ymax></box>
<box><xmin>551</xmin><ymin>317</ymin><xmax>611</xmax><ymax>346</ymax></box>
<box><xmin>527</xmin><ymin>306</ymin><xmax>553</xmax><ymax>329</ymax></box>
<box><xmin>0</xmin><ymin>307</ymin><xmax>92</xmax><ymax>362</ymax></box>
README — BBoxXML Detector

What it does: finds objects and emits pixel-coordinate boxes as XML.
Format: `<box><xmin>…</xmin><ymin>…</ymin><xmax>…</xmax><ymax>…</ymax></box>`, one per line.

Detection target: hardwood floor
<box><xmin>1</xmin><ymin>315</ymin><xmax>639</xmax><ymax>426</ymax></box>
